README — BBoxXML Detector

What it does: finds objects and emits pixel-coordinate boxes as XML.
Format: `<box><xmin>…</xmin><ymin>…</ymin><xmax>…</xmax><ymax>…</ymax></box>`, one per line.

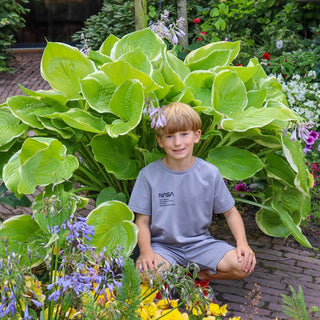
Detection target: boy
<box><xmin>128</xmin><ymin>102</ymin><xmax>256</xmax><ymax>283</ymax></box>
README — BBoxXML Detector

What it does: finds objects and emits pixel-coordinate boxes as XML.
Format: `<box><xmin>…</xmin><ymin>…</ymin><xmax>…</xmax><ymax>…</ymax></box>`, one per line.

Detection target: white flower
<box><xmin>276</xmin><ymin>40</ymin><xmax>283</xmax><ymax>49</ymax></box>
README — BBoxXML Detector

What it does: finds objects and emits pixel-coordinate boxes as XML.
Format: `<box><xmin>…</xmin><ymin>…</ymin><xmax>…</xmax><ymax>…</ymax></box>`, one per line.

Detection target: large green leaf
<box><xmin>7</xmin><ymin>96</ymin><xmax>46</xmax><ymax>129</ymax></box>
<box><xmin>221</xmin><ymin>106</ymin><xmax>300</xmax><ymax>131</ymax></box>
<box><xmin>160</xmin><ymin>50</ymin><xmax>185</xmax><ymax>98</ymax></box>
<box><xmin>281</xmin><ymin>135</ymin><xmax>311</xmax><ymax>196</ymax></box>
<box><xmin>119</xmin><ymin>48</ymin><xmax>153</xmax><ymax>75</ymax></box>
<box><xmin>106</xmin><ymin>80</ymin><xmax>144</xmax><ymax>137</ymax></box>
<box><xmin>86</xmin><ymin>201</ymin><xmax>138</xmax><ymax>256</ymax></box>
<box><xmin>3</xmin><ymin>137</ymin><xmax>79</xmax><ymax>197</ymax></box>
<box><xmin>256</xmin><ymin>208</ymin><xmax>291</xmax><ymax>238</ymax></box>
<box><xmin>213</xmin><ymin>64</ymin><xmax>260</xmax><ymax>83</ymax></box>
<box><xmin>111</xmin><ymin>28</ymin><xmax>165</xmax><ymax>63</ymax></box>
<box><xmin>212</xmin><ymin>70</ymin><xmax>247</xmax><ymax>115</ymax></box>
<box><xmin>0</xmin><ymin>215</ymin><xmax>47</xmax><ymax>266</ymax></box>
<box><xmin>0</xmin><ymin>107</ymin><xmax>28</xmax><ymax>147</ymax></box>
<box><xmin>41</xmin><ymin>42</ymin><xmax>95</xmax><ymax>99</ymax></box>
<box><xmin>207</xmin><ymin>146</ymin><xmax>263</xmax><ymax>180</ymax></box>
<box><xmin>184</xmin><ymin>41</ymin><xmax>240</xmax><ymax>71</ymax></box>
<box><xmin>272</xmin><ymin>194</ymin><xmax>311</xmax><ymax>248</ymax></box>
<box><xmin>184</xmin><ymin>71</ymin><xmax>215</xmax><ymax>107</ymax></box>
<box><xmin>19</xmin><ymin>85</ymin><xmax>69</xmax><ymax>107</ymax></box>
<box><xmin>265</xmin><ymin>153</ymin><xmax>296</xmax><ymax>186</ymax></box>
<box><xmin>90</xmin><ymin>134</ymin><xmax>140</xmax><ymax>180</ymax></box>
<box><xmin>101</xmin><ymin>61</ymin><xmax>160</xmax><ymax>93</ymax></box>
<box><xmin>99</xmin><ymin>34</ymin><xmax>119</xmax><ymax>56</ymax></box>
<box><xmin>246</xmin><ymin>89</ymin><xmax>267</xmax><ymax>108</ymax></box>
<box><xmin>80</xmin><ymin>71</ymin><xmax>117</xmax><ymax>113</ymax></box>
<box><xmin>61</xmin><ymin>109</ymin><xmax>107</xmax><ymax>133</ymax></box>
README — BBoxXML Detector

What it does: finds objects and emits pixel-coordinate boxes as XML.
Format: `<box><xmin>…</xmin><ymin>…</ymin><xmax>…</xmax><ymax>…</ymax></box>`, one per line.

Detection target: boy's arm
<box><xmin>223</xmin><ymin>206</ymin><xmax>256</xmax><ymax>273</ymax></box>
<box><xmin>135</xmin><ymin>213</ymin><xmax>160</xmax><ymax>271</ymax></box>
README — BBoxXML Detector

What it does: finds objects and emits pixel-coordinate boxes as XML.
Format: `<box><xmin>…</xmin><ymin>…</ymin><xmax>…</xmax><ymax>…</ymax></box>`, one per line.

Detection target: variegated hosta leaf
<box><xmin>207</xmin><ymin>146</ymin><xmax>263</xmax><ymax>180</ymax></box>
<box><xmin>41</xmin><ymin>42</ymin><xmax>95</xmax><ymax>99</ymax></box>
<box><xmin>184</xmin><ymin>41</ymin><xmax>240</xmax><ymax>71</ymax></box>
<box><xmin>99</xmin><ymin>34</ymin><xmax>119</xmax><ymax>56</ymax></box>
<box><xmin>60</xmin><ymin>109</ymin><xmax>107</xmax><ymax>133</ymax></box>
<box><xmin>0</xmin><ymin>215</ymin><xmax>47</xmax><ymax>267</ymax></box>
<box><xmin>0</xmin><ymin>107</ymin><xmax>28</xmax><ymax>147</ymax></box>
<box><xmin>110</xmin><ymin>28</ymin><xmax>165</xmax><ymax>63</ymax></box>
<box><xmin>2</xmin><ymin>137</ymin><xmax>79</xmax><ymax>197</ymax></box>
<box><xmin>80</xmin><ymin>71</ymin><xmax>117</xmax><ymax>113</ymax></box>
<box><xmin>87</xmin><ymin>201</ymin><xmax>138</xmax><ymax>256</ymax></box>
<box><xmin>221</xmin><ymin>106</ymin><xmax>300</xmax><ymax>132</ymax></box>
<box><xmin>185</xmin><ymin>71</ymin><xmax>215</xmax><ymax>108</ymax></box>
<box><xmin>281</xmin><ymin>135</ymin><xmax>311</xmax><ymax>196</ymax></box>
<box><xmin>90</xmin><ymin>134</ymin><xmax>140</xmax><ymax>180</ymax></box>
<box><xmin>101</xmin><ymin>60</ymin><xmax>160</xmax><ymax>93</ymax></box>
<box><xmin>106</xmin><ymin>79</ymin><xmax>144</xmax><ymax>137</ymax></box>
<box><xmin>212</xmin><ymin>70</ymin><xmax>247</xmax><ymax>115</ymax></box>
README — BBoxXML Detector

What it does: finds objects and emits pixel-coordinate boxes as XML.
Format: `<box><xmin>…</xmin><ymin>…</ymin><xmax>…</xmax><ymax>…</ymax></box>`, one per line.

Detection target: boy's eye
<box><xmin>182</xmin><ymin>132</ymin><xmax>189</xmax><ymax>136</ymax></box>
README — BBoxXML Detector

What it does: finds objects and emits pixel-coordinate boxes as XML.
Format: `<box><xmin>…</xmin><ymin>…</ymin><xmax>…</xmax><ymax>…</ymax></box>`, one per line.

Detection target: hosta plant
<box><xmin>0</xmin><ymin>28</ymin><xmax>314</xmax><ymax>249</ymax></box>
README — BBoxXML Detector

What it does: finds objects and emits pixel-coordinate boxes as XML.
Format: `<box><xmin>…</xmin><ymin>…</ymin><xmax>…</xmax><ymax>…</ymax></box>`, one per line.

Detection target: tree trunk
<box><xmin>177</xmin><ymin>0</ymin><xmax>188</xmax><ymax>47</ymax></box>
<box><xmin>135</xmin><ymin>0</ymin><xmax>147</xmax><ymax>30</ymax></box>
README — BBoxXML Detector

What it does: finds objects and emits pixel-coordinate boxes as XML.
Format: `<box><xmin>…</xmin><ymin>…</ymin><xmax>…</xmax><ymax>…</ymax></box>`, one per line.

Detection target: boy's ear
<box><xmin>194</xmin><ymin>129</ymin><xmax>201</xmax><ymax>143</ymax></box>
<box><xmin>156</xmin><ymin>135</ymin><xmax>164</xmax><ymax>148</ymax></box>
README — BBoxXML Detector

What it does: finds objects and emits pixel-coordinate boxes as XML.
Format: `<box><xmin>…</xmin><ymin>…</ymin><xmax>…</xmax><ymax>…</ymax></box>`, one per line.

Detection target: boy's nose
<box><xmin>174</xmin><ymin>135</ymin><xmax>182</xmax><ymax>145</ymax></box>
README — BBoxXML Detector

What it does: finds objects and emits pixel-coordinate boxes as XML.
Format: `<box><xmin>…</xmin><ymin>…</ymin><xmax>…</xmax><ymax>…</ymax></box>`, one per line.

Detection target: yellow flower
<box><xmin>202</xmin><ymin>317</ymin><xmax>216</xmax><ymax>320</ymax></box>
<box><xmin>140</xmin><ymin>302</ymin><xmax>158</xmax><ymax>318</ymax></box>
<box><xmin>207</xmin><ymin>303</ymin><xmax>228</xmax><ymax>316</ymax></box>
<box><xmin>160</xmin><ymin>308</ymin><xmax>186</xmax><ymax>320</ymax></box>
<box><xmin>208</xmin><ymin>303</ymin><xmax>220</xmax><ymax>316</ymax></box>
<box><xmin>24</xmin><ymin>275</ymin><xmax>45</xmax><ymax>303</ymax></box>
<box><xmin>156</xmin><ymin>298</ymin><xmax>179</xmax><ymax>309</ymax></box>
<box><xmin>191</xmin><ymin>305</ymin><xmax>203</xmax><ymax>316</ymax></box>
<box><xmin>219</xmin><ymin>304</ymin><xmax>228</xmax><ymax>316</ymax></box>
<box><xmin>228</xmin><ymin>317</ymin><xmax>242</xmax><ymax>320</ymax></box>
<box><xmin>140</xmin><ymin>284</ymin><xmax>158</xmax><ymax>304</ymax></box>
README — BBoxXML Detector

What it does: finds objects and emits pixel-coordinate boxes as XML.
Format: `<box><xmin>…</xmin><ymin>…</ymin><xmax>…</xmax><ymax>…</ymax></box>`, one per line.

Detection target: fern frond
<box><xmin>281</xmin><ymin>285</ymin><xmax>311</xmax><ymax>320</ymax></box>
<box><xmin>116</xmin><ymin>257</ymin><xmax>141</xmax><ymax>319</ymax></box>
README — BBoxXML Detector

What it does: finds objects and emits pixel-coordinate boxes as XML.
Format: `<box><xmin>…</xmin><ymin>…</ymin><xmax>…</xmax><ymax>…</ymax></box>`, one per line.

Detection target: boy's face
<box><xmin>156</xmin><ymin>129</ymin><xmax>201</xmax><ymax>162</ymax></box>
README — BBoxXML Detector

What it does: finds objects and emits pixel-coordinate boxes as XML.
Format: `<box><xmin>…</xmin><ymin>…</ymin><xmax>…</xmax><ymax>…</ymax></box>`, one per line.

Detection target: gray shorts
<box><xmin>151</xmin><ymin>236</ymin><xmax>234</xmax><ymax>274</ymax></box>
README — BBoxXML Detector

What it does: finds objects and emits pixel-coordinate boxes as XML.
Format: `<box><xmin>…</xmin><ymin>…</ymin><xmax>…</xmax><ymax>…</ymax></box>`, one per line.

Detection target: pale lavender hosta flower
<box><xmin>285</xmin><ymin>121</ymin><xmax>315</xmax><ymax>143</ymax></box>
<box><xmin>143</xmin><ymin>98</ymin><xmax>167</xmax><ymax>129</ymax></box>
<box><xmin>150</xmin><ymin>10</ymin><xmax>185</xmax><ymax>46</ymax></box>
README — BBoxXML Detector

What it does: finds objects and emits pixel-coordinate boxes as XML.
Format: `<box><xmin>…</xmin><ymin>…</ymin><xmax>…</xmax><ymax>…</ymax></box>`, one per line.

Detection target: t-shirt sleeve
<box><xmin>212</xmin><ymin>170</ymin><xmax>235</xmax><ymax>214</ymax></box>
<box><xmin>128</xmin><ymin>170</ymin><xmax>152</xmax><ymax>215</ymax></box>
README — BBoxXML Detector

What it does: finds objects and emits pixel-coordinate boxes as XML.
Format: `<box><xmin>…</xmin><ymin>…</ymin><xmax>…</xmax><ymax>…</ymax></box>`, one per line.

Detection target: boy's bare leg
<box><xmin>197</xmin><ymin>249</ymin><xmax>253</xmax><ymax>280</ymax></box>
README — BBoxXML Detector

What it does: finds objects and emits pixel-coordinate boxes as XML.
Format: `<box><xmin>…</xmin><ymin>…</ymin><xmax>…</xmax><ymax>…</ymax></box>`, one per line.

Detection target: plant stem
<box><xmin>77</xmin><ymin>166</ymin><xmax>106</xmax><ymax>189</ymax></box>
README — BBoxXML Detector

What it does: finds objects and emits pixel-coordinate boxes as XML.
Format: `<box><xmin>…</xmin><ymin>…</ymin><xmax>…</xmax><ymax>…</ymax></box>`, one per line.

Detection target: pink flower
<box><xmin>193</xmin><ymin>18</ymin><xmax>201</xmax><ymax>24</ymax></box>
<box><xmin>200</xmin><ymin>31</ymin><xmax>207</xmax><ymax>35</ymax></box>
<box><xmin>196</xmin><ymin>37</ymin><xmax>202</xmax><ymax>42</ymax></box>
<box><xmin>235</xmin><ymin>182</ymin><xmax>247</xmax><ymax>192</ymax></box>
<box><xmin>318</xmin><ymin>144</ymin><xmax>320</xmax><ymax>152</ymax></box>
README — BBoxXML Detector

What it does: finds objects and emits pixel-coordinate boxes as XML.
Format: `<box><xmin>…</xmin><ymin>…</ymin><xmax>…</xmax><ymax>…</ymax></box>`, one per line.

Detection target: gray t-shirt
<box><xmin>128</xmin><ymin>157</ymin><xmax>235</xmax><ymax>245</ymax></box>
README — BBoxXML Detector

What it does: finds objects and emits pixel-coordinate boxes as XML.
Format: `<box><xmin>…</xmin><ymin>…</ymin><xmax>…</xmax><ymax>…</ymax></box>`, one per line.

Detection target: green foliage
<box><xmin>116</xmin><ymin>257</ymin><xmax>141</xmax><ymax>319</ymax></box>
<box><xmin>0</xmin><ymin>0</ymin><xmax>29</xmax><ymax>72</ymax></box>
<box><xmin>72</xmin><ymin>0</ymin><xmax>135</xmax><ymax>51</ymax></box>
<box><xmin>0</xmin><ymin>28</ymin><xmax>313</xmax><ymax>247</ymax></box>
<box><xmin>281</xmin><ymin>285</ymin><xmax>319</xmax><ymax>320</ymax></box>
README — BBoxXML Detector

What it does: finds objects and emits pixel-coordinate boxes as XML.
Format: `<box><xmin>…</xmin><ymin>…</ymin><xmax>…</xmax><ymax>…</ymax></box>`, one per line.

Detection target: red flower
<box><xmin>318</xmin><ymin>30</ymin><xmax>320</xmax><ymax>36</ymax></box>
<box><xmin>236</xmin><ymin>63</ymin><xmax>242</xmax><ymax>66</ymax></box>
<box><xmin>263</xmin><ymin>52</ymin><xmax>271</xmax><ymax>60</ymax></box>
<box><xmin>200</xmin><ymin>31</ymin><xmax>207</xmax><ymax>35</ymax></box>
<box><xmin>196</xmin><ymin>37</ymin><xmax>202</xmax><ymax>42</ymax></box>
<box><xmin>193</xmin><ymin>18</ymin><xmax>201</xmax><ymax>24</ymax></box>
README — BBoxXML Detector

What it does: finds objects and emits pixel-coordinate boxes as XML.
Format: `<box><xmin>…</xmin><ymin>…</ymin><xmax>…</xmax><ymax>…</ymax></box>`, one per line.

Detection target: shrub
<box><xmin>0</xmin><ymin>0</ymin><xmax>29</xmax><ymax>72</ymax></box>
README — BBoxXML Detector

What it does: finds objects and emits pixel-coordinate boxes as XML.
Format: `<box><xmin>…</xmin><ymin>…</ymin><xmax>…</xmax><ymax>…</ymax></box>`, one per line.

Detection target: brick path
<box><xmin>1</xmin><ymin>51</ymin><xmax>320</xmax><ymax>320</ymax></box>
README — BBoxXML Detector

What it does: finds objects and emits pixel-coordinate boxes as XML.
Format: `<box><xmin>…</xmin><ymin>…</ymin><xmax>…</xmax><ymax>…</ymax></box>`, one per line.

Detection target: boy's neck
<box><xmin>162</xmin><ymin>155</ymin><xmax>196</xmax><ymax>171</ymax></box>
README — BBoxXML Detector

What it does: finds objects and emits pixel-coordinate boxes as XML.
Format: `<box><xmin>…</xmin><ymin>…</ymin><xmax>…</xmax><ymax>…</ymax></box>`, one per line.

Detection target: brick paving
<box><xmin>1</xmin><ymin>51</ymin><xmax>320</xmax><ymax>319</ymax></box>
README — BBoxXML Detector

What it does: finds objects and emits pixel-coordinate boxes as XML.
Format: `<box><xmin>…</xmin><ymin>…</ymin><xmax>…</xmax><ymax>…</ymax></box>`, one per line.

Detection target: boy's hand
<box><xmin>136</xmin><ymin>251</ymin><xmax>160</xmax><ymax>272</ymax></box>
<box><xmin>236</xmin><ymin>243</ymin><xmax>256</xmax><ymax>273</ymax></box>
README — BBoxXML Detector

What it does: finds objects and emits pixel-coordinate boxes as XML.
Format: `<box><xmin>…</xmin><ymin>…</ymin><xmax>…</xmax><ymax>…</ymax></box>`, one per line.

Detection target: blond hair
<box><xmin>155</xmin><ymin>102</ymin><xmax>201</xmax><ymax>136</ymax></box>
